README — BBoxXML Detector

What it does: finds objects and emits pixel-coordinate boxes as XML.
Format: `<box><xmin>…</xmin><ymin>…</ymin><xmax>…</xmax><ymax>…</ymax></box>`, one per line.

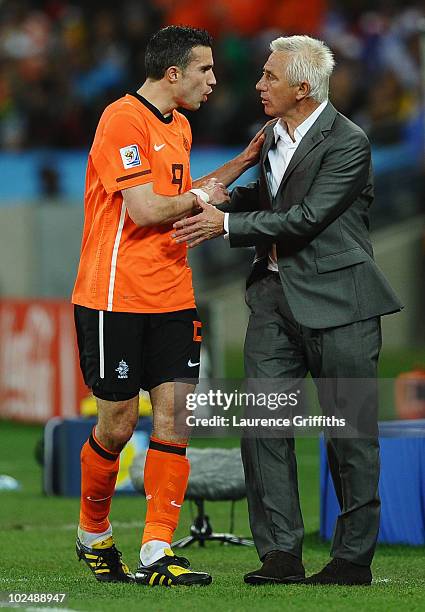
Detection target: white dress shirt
<box><xmin>224</xmin><ymin>100</ymin><xmax>328</xmax><ymax>271</ymax></box>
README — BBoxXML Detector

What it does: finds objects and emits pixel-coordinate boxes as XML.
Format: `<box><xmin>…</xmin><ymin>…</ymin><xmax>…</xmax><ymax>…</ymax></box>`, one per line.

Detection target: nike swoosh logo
<box><xmin>188</xmin><ymin>359</ymin><xmax>200</xmax><ymax>367</ymax></box>
<box><xmin>170</xmin><ymin>500</ymin><xmax>182</xmax><ymax>508</ymax></box>
<box><xmin>86</xmin><ymin>495</ymin><xmax>112</xmax><ymax>502</ymax></box>
<box><xmin>154</xmin><ymin>144</ymin><xmax>165</xmax><ymax>151</ymax></box>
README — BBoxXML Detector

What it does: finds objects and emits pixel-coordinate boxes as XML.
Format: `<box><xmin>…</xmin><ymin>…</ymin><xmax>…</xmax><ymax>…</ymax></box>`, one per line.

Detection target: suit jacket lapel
<box><xmin>261</xmin><ymin>123</ymin><xmax>277</xmax><ymax>164</ymax></box>
<box><xmin>270</xmin><ymin>102</ymin><xmax>338</xmax><ymax>200</ymax></box>
<box><xmin>260</xmin><ymin>123</ymin><xmax>276</xmax><ymax>207</ymax></box>
<box><xmin>282</xmin><ymin>102</ymin><xmax>336</xmax><ymax>179</ymax></box>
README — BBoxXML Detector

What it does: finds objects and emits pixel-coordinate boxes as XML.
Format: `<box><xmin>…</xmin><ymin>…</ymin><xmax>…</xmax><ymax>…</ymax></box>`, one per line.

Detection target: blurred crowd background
<box><xmin>0</xmin><ymin>1</ymin><xmax>424</xmax><ymax>416</ymax></box>
<box><xmin>0</xmin><ymin>0</ymin><xmax>424</xmax><ymax>151</ymax></box>
<box><xmin>0</xmin><ymin>0</ymin><xmax>424</xmax><ymax>349</ymax></box>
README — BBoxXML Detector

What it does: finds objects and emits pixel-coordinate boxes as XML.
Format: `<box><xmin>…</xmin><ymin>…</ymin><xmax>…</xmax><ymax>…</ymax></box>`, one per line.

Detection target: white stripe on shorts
<box><xmin>99</xmin><ymin>311</ymin><xmax>104</xmax><ymax>379</ymax></box>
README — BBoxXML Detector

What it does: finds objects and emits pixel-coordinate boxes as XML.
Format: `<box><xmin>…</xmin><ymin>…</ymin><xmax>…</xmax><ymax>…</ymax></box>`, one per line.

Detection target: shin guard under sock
<box><xmin>141</xmin><ymin>437</ymin><xmax>189</xmax><ymax>545</ymax></box>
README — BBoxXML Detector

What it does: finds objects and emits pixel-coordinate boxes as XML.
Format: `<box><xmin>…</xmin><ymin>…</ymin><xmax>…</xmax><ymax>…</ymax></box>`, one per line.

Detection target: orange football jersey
<box><xmin>72</xmin><ymin>93</ymin><xmax>195</xmax><ymax>313</ymax></box>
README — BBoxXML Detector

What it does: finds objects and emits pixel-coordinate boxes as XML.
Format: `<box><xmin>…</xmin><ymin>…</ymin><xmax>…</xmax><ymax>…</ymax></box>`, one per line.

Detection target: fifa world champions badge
<box><xmin>120</xmin><ymin>144</ymin><xmax>141</xmax><ymax>169</ymax></box>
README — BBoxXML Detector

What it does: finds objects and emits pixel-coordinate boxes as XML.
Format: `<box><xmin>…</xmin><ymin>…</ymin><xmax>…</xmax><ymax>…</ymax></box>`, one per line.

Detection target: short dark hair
<box><xmin>145</xmin><ymin>25</ymin><xmax>212</xmax><ymax>80</ymax></box>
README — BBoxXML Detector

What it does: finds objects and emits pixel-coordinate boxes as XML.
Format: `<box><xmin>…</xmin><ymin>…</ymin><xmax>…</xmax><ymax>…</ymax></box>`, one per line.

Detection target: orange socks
<box><xmin>79</xmin><ymin>428</ymin><xmax>119</xmax><ymax>533</ymax></box>
<box><xmin>141</xmin><ymin>437</ymin><xmax>189</xmax><ymax>545</ymax></box>
<box><xmin>79</xmin><ymin>431</ymin><xmax>189</xmax><ymax>547</ymax></box>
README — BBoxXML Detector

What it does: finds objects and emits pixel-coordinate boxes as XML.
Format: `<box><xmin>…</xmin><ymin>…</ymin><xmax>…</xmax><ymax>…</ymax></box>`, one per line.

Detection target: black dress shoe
<box><xmin>244</xmin><ymin>550</ymin><xmax>305</xmax><ymax>585</ymax></box>
<box><xmin>303</xmin><ymin>558</ymin><xmax>372</xmax><ymax>586</ymax></box>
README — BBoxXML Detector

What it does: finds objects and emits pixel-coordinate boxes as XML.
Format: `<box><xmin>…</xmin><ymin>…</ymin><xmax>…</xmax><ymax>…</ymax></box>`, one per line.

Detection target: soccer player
<box><xmin>72</xmin><ymin>25</ymin><xmax>263</xmax><ymax>587</ymax></box>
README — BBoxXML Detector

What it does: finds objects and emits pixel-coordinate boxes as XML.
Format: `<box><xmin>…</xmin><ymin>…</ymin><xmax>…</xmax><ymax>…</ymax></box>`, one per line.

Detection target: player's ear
<box><xmin>166</xmin><ymin>66</ymin><xmax>180</xmax><ymax>83</ymax></box>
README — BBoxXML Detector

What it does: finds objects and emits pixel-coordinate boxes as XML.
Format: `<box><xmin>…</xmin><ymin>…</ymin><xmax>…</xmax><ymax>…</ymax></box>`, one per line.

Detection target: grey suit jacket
<box><xmin>226</xmin><ymin>102</ymin><xmax>403</xmax><ymax>328</ymax></box>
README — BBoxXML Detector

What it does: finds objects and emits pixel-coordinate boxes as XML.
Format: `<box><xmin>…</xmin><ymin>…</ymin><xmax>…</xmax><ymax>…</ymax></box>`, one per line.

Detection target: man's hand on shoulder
<box><xmin>239</xmin><ymin>126</ymin><xmax>265</xmax><ymax>168</ymax></box>
<box><xmin>172</xmin><ymin>199</ymin><xmax>225</xmax><ymax>247</ymax></box>
<box><xmin>239</xmin><ymin>120</ymin><xmax>276</xmax><ymax>168</ymax></box>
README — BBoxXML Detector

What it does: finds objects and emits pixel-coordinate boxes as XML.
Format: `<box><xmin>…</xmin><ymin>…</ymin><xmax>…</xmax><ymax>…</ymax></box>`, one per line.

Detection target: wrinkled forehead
<box><xmin>263</xmin><ymin>51</ymin><xmax>288</xmax><ymax>76</ymax></box>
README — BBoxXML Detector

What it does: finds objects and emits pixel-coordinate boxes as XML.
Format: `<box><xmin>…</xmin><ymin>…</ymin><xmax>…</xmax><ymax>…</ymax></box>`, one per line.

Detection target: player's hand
<box><xmin>200</xmin><ymin>178</ymin><xmax>230</xmax><ymax>206</ymax></box>
<box><xmin>240</xmin><ymin>120</ymin><xmax>276</xmax><ymax>168</ymax></box>
<box><xmin>172</xmin><ymin>198</ymin><xmax>225</xmax><ymax>247</ymax></box>
<box><xmin>239</xmin><ymin>125</ymin><xmax>266</xmax><ymax>167</ymax></box>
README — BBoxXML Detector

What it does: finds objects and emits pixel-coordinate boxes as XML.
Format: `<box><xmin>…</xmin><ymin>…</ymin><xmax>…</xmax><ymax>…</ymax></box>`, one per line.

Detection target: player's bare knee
<box><xmin>107</xmin><ymin>412</ymin><xmax>137</xmax><ymax>448</ymax></box>
<box><xmin>100</xmin><ymin>422</ymin><xmax>135</xmax><ymax>452</ymax></box>
<box><xmin>96</xmin><ymin>396</ymin><xmax>139</xmax><ymax>452</ymax></box>
<box><xmin>112</xmin><ymin>425</ymin><xmax>135</xmax><ymax>450</ymax></box>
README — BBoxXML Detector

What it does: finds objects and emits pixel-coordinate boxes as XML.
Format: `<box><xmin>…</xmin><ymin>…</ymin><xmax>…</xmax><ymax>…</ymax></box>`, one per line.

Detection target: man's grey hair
<box><xmin>270</xmin><ymin>35</ymin><xmax>335</xmax><ymax>103</ymax></box>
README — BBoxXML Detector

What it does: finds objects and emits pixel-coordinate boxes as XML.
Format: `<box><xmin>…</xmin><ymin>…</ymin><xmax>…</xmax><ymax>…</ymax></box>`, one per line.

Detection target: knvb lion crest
<box><xmin>115</xmin><ymin>359</ymin><xmax>129</xmax><ymax>379</ymax></box>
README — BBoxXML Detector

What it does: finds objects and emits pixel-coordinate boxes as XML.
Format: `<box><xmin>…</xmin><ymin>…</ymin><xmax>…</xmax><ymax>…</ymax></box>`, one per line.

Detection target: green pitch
<box><xmin>1</xmin><ymin>421</ymin><xmax>424</xmax><ymax>611</ymax></box>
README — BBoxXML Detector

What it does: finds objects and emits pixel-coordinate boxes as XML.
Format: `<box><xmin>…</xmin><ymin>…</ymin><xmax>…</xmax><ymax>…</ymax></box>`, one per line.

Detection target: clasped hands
<box><xmin>173</xmin><ymin>122</ymin><xmax>268</xmax><ymax>247</ymax></box>
<box><xmin>173</xmin><ymin>177</ymin><xmax>227</xmax><ymax>248</ymax></box>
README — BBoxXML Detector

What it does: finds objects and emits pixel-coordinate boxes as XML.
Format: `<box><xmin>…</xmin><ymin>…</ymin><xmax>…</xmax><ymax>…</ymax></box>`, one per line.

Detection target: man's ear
<box><xmin>296</xmin><ymin>81</ymin><xmax>310</xmax><ymax>101</ymax></box>
<box><xmin>166</xmin><ymin>66</ymin><xmax>180</xmax><ymax>83</ymax></box>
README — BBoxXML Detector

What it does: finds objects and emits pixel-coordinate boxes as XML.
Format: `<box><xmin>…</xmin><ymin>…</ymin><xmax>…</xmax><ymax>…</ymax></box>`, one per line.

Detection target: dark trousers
<box><xmin>241</xmin><ymin>273</ymin><xmax>381</xmax><ymax>566</ymax></box>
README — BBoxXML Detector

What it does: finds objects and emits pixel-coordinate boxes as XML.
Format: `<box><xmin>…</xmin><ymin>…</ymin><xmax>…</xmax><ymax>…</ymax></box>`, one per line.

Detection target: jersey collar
<box><xmin>129</xmin><ymin>92</ymin><xmax>173</xmax><ymax>124</ymax></box>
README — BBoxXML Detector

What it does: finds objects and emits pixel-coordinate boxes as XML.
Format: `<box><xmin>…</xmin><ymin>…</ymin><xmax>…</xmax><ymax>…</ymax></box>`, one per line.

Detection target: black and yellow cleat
<box><xmin>76</xmin><ymin>536</ymin><xmax>134</xmax><ymax>582</ymax></box>
<box><xmin>134</xmin><ymin>548</ymin><xmax>212</xmax><ymax>587</ymax></box>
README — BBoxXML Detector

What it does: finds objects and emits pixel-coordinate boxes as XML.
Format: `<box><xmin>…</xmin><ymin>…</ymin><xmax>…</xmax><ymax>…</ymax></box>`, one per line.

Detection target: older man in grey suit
<box><xmin>173</xmin><ymin>35</ymin><xmax>402</xmax><ymax>585</ymax></box>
